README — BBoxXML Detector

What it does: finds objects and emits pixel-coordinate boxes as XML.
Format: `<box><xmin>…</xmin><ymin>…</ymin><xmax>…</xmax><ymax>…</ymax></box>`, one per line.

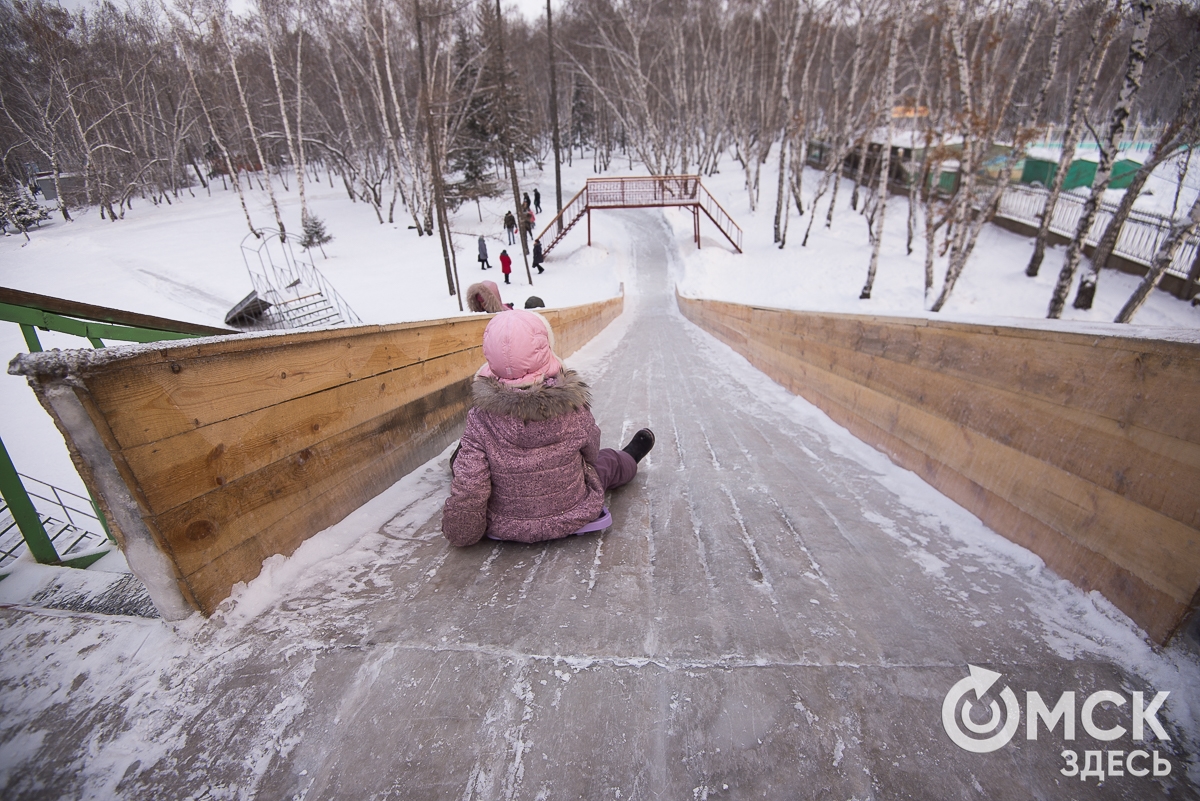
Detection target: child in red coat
<box><xmin>499</xmin><ymin>249</ymin><xmax>512</xmax><ymax>284</ymax></box>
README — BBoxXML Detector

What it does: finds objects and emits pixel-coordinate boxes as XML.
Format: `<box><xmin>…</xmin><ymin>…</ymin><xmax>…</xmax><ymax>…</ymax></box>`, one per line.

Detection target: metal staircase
<box><xmin>537</xmin><ymin>176</ymin><xmax>744</xmax><ymax>257</ymax></box>
<box><xmin>232</xmin><ymin>229</ymin><xmax>363</xmax><ymax>331</ymax></box>
<box><xmin>0</xmin><ymin>476</ymin><xmax>112</xmax><ymax>576</ymax></box>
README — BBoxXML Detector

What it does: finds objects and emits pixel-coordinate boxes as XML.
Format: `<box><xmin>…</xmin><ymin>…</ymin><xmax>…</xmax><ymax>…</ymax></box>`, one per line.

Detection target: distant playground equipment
<box><xmin>0</xmin><ymin>287</ymin><xmax>233</xmax><ymax>577</ymax></box>
<box><xmin>537</xmin><ymin>176</ymin><xmax>743</xmax><ymax>258</ymax></box>
<box><xmin>227</xmin><ymin>228</ymin><xmax>362</xmax><ymax>331</ymax></box>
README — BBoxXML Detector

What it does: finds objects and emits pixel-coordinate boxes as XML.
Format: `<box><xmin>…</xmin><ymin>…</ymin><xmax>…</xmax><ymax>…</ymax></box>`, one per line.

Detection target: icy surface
<box><xmin>0</xmin><ymin>206</ymin><xmax>1196</xmax><ymax>799</ymax></box>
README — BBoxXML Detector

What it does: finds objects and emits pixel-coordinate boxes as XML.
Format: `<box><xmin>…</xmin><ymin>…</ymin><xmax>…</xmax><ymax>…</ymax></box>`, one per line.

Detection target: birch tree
<box><xmin>259</xmin><ymin>0</ymin><xmax>308</xmax><ymax>223</ymax></box>
<box><xmin>1024</xmin><ymin>4</ymin><xmax>1116</xmax><ymax>277</ymax></box>
<box><xmin>930</xmin><ymin>0</ymin><xmax>1043</xmax><ymax>312</ymax></box>
<box><xmin>860</xmin><ymin>4</ymin><xmax>906</xmax><ymax>300</ymax></box>
<box><xmin>1113</xmin><ymin>187</ymin><xmax>1200</xmax><ymax>322</ymax></box>
<box><xmin>1077</xmin><ymin>53</ymin><xmax>1200</xmax><ymax>302</ymax></box>
<box><xmin>1049</xmin><ymin>0</ymin><xmax>1156</xmax><ymax>318</ymax></box>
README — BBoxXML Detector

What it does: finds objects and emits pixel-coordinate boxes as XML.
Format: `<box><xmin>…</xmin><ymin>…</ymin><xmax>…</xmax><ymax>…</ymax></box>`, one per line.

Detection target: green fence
<box><xmin>0</xmin><ymin>287</ymin><xmax>232</xmax><ymax>571</ymax></box>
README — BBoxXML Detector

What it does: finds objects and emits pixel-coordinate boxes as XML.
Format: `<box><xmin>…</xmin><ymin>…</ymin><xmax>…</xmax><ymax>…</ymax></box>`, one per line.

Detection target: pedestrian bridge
<box><xmin>4</xmin><ymin>210</ymin><xmax>1199</xmax><ymax>798</ymax></box>
<box><xmin>538</xmin><ymin>175</ymin><xmax>744</xmax><ymax>256</ymax></box>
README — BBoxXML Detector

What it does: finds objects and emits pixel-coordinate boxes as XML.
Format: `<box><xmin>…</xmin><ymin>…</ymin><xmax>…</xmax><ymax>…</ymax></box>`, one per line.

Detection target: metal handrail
<box><xmin>18</xmin><ymin>473</ymin><xmax>103</xmax><ymax>532</ymax></box>
<box><xmin>537</xmin><ymin>176</ymin><xmax>743</xmax><ymax>254</ymax></box>
<box><xmin>996</xmin><ymin>184</ymin><xmax>1197</xmax><ymax>278</ymax></box>
<box><xmin>241</xmin><ymin>229</ymin><xmax>363</xmax><ymax>330</ymax></box>
<box><xmin>537</xmin><ymin>184</ymin><xmax>589</xmax><ymax>247</ymax></box>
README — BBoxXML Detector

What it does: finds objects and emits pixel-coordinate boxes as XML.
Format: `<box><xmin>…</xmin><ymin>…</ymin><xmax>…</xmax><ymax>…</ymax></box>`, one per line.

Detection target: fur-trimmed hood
<box><xmin>472</xmin><ymin>368</ymin><xmax>590</xmax><ymax>422</ymax></box>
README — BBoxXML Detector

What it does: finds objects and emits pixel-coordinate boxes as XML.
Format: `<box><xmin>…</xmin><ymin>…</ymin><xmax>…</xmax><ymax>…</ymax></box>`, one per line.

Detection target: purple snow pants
<box><xmin>596</xmin><ymin>447</ymin><xmax>637</xmax><ymax>491</ymax></box>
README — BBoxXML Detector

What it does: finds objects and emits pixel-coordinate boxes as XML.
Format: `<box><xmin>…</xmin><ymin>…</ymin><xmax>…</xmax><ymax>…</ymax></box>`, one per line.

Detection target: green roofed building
<box><xmin>1020</xmin><ymin>154</ymin><xmax>1143</xmax><ymax>190</ymax></box>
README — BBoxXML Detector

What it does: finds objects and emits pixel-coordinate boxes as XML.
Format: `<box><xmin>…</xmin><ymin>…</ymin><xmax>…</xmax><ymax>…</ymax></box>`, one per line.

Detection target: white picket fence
<box><xmin>995</xmin><ymin>185</ymin><xmax>1198</xmax><ymax>280</ymax></box>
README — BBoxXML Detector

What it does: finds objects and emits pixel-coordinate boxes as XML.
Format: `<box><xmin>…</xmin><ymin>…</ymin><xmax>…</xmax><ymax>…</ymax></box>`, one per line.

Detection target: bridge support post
<box><xmin>587</xmin><ymin>208</ymin><xmax>592</xmax><ymax>246</ymax></box>
<box><xmin>693</xmin><ymin>205</ymin><xmax>701</xmax><ymax>249</ymax></box>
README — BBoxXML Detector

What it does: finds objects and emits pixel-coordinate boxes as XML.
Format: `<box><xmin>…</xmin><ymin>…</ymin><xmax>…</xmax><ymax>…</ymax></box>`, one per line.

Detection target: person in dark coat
<box><xmin>522</xmin><ymin>192</ymin><xmax>531</xmax><ymax>212</ymax></box>
<box><xmin>533</xmin><ymin>187</ymin><xmax>542</xmax><ymax>214</ymax></box>
<box><xmin>477</xmin><ymin>236</ymin><xmax>491</xmax><ymax>269</ymax></box>
<box><xmin>523</xmin><ymin>209</ymin><xmax>536</xmax><ymax>238</ymax></box>
<box><xmin>500</xmin><ymin>249</ymin><xmax>512</xmax><ymax>284</ymax></box>
<box><xmin>442</xmin><ymin>310</ymin><xmax>655</xmax><ymax>546</ymax></box>
<box><xmin>532</xmin><ymin>239</ymin><xmax>544</xmax><ymax>274</ymax></box>
<box><xmin>503</xmin><ymin>211</ymin><xmax>517</xmax><ymax>245</ymax></box>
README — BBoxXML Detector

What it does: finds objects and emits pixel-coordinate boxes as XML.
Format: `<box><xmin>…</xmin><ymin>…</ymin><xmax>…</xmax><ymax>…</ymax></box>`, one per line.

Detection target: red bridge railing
<box><xmin>537</xmin><ymin>176</ymin><xmax>743</xmax><ymax>257</ymax></box>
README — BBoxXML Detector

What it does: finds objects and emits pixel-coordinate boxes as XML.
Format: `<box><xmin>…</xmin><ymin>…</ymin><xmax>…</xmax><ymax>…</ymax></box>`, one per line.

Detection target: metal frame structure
<box><xmin>238</xmin><ymin>229</ymin><xmax>363</xmax><ymax>330</ymax></box>
<box><xmin>537</xmin><ymin>176</ymin><xmax>743</xmax><ymax>257</ymax></box>
<box><xmin>996</xmin><ymin>184</ymin><xmax>1200</xmax><ymax>282</ymax></box>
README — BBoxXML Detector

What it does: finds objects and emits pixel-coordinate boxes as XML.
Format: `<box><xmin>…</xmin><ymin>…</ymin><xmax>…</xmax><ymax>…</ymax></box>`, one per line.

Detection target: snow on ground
<box><xmin>4</xmin><ymin>146</ymin><xmax>1198</xmax><ymax>496</ymax></box>
<box><xmin>1</xmin><ymin>146</ymin><xmax>1199</xmax><ymax>793</ymax></box>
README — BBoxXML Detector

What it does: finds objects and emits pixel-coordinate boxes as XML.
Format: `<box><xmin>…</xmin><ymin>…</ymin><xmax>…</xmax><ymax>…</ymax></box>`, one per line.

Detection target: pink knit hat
<box><xmin>478</xmin><ymin>309</ymin><xmax>562</xmax><ymax>386</ymax></box>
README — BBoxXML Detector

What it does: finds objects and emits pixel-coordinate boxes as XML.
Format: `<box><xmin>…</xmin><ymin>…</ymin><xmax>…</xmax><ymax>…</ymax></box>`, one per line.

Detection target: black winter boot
<box><xmin>621</xmin><ymin>429</ymin><xmax>655</xmax><ymax>463</ymax></box>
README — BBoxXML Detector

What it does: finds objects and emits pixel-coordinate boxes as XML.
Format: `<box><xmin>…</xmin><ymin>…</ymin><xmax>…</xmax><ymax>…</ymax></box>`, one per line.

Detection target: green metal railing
<box><xmin>0</xmin><ymin>287</ymin><xmax>234</xmax><ymax>571</ymax></box>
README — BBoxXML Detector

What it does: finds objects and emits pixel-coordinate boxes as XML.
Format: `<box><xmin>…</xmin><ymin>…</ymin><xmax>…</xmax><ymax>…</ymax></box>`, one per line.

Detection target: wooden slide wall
<box><xmin>13</xmin><ymin>296</ymin><xmax>623</xmax><ymax>619</ymax></box>
<box><xmin>678</xmin><ymin>292</ymin><xmax>1200</xmax><ymax>645</ymax></box>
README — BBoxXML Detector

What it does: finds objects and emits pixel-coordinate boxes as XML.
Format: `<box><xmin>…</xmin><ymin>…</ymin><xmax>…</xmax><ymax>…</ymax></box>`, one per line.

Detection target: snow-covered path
<box><xmin>1</xmin><ymin>211</ymin><xmax>1197</xmax><ymax>800</ymax></box>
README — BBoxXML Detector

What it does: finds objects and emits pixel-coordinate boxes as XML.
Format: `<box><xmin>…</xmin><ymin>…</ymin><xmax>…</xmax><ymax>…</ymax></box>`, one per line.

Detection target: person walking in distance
<box><xmin>443</xmin><ymin>309</ymin><xmax>656</xmax><ymax>546</ymax></box>
<box><xmin>532</xmin><ymin>239</ymin><xmax>544</xmax><ymax>274</ymax></box>
<box><xmin>533</xmin><ymin>187</ymin><xmax>542</xmax><ymax>214</ymax></box>
<box><xmin>503</xmin><ymin>211</ymin><xmax>517</xmax><ymax>245</ymax></box>
<box><xmin>523</xmin><ymin>192</ymin><xmax>531</xmax><ymax>212</ymax></box>
<box><xmin>500</xmin><ymin>249</ymin><xmax>512</xmax><ymax>285</ymax></box>
<box><xmin>477</xmin><ymin>236</ymin><xmax>491</xmax><ymax>270</ymax></box>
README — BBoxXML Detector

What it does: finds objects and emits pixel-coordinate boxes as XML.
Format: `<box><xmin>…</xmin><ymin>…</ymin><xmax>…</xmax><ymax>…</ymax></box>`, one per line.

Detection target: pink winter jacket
<box><xmin>442</xmin><ymin>369</ymin><xmax>605</xmax><ymax>546</ymax></box>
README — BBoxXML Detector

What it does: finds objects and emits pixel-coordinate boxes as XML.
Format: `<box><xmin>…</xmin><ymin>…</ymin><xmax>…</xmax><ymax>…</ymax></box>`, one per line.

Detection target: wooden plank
<box><xmin>740</xmin><ymin>333</ymin><xmax>1200</xmax><ymax>604</ymax></box>
<box><xmin>87</xmin><ymin>320</ymin><xmax>488</xmax><ymax>451</ymax></box>
<box><xmin>14</xmin><ymin>294</ymin><xmax>623</xmax><ymax>617</ymax></box>
<box><xmin>684</xmin><ymin>302</ymin><xmax>1200</xmax><ymax>607</ymax></box>
<box><xmin>785</xmin><ymin>371</ymin><xmax>1190</xmax><ymax>644</ymax></box>
<box><xmin>85</xmin><ymin>296</ymin><xmax>622</xmax><ymax>453</ymax></box>
<box><xmin>181</xmin><ymin>382</ymin><xmax>469</xmax><ymax>614</ymax></box>
<box><xmin>755</xmin><ymin>323</ymin><xmax>1200</xmax><ymax>528</ymax></box>
<box><xmin>155</xmin><ymin>378</ymin><xmax>472</xmax><ymax>581</ymax></box>
<box><xmin>121</xmin><ymin>347</ymin><xmax>484</xmax><ymax>515</ymax></box>
<box><xmin>719</xmin><ymin>301</ymin><xmax>1200</xmax><ymax>444</ymax></box>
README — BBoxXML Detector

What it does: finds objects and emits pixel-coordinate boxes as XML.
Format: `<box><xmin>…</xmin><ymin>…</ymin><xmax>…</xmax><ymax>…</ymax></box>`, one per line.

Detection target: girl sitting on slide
<box><xmin>442</xmin><ymin>309</ymin><xmax>654</xmax><ymax>546</ymax></box>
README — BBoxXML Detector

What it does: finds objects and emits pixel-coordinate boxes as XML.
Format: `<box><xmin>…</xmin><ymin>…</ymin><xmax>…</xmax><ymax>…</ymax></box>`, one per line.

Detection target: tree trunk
<box><xmin>1051</xmin><ymin>0</ymin><xmax>1156</xmax><ymax>318</ymax></box>
<box><xmin>493</xmin><ymin>0</ymin><xmax>532</xmax><ymax>281</ymax></box>
<box><xmin>222</xmin><ymin>16</ymin><xmax>286</xmax><ymax>234</ymax></box>
<box><xmin>1085</xmin><ymin>59</ymin><xmax>1199</xmax><ymax>277</ymax></box>
<box><xmin>262</xmin><ymin>3</ymin><xmax>307</xmax><ymax>223</ymax></box>
<box><xmin>826</xmin><ymin>13</ymin><xmax>865</xmax><ymax>230</ymax></box>
<box><xmin>413</xmin><ymin>0</ymin><xmax>459</xmax><ymax>305</ymax></box>
<box><xmin>380</xmin><ymin>5</ymin><xmax>428</xmax><ymax>235</ymax></box>
<box><xmin>1026</xmin><ymin>10</ymin><xmax>1117</xmax><ymax>277</ymax></box>
<box><xmin>1114</xmin><ymin>190</ymin><xmax>1200</xmax><ymax>322</ymax></box>
<box><xmin>861</xmin><ymin>13</ymin><xmax>904</xmax><ymax>300</ymax></box>
<box><xmin>174</xmin><ymin>22</ymin><xmax>256</xmax><ymax>236</ymax></box>
<box><xmin>547</xmin><ymin>0</ymin><xmax>564</xmax><ymax>234</ymax></box>
<box><xmin>931</xmin><ymin>4</ymin><xmax>1044</xmax><ymax>312</ymax></box>
<box><xmin>295</xmin><ymin>12</ymin><xmax>308</xmax><ymax>221</ymax></box>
